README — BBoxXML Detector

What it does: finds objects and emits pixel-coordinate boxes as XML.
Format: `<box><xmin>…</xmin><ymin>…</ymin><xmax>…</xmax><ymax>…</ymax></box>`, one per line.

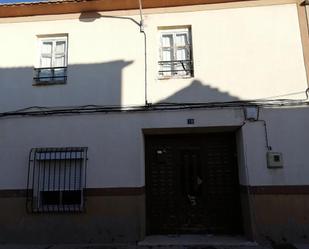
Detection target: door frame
<box><xmin>143</xmin><ymin>127</ymin><xmax>248</xmax><ymax>236</ymax></box>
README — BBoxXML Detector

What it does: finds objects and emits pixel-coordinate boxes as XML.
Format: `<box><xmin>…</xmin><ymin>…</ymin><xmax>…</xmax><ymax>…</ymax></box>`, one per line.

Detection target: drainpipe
<box><xmin>138</xmin><ymin>0</ymin><xmax>149</xmax><ymax>105</ymax></box>
<box><xmin>304</xmin><ymin>1</ymin><xmax>309</xmax><ymax>34</ymax></box>
<box><xmin>138</xmin><ymin>0</ymin><xmax>144</xmax><ymax>32</ymax></box>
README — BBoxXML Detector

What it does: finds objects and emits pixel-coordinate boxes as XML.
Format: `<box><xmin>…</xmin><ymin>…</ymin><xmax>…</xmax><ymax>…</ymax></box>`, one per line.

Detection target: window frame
<box><xmin>158</xmin><ymin>27</ymin><xmax>194</xmax><ymax>79</ymax></box>
<box><xmin>33</xmin><ymin>35</ymin><xmax>68</xmax><ymax>85</ymax></box>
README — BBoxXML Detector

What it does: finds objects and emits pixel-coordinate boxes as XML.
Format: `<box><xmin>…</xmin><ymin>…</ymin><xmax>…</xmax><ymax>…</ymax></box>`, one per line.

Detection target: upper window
<box><xmin>158</xmin><ymin>27</ymin><xmax>193</xmax><ymax>78</ymax></box>
<box><xmin>33</xmin><ymin>35</ymin><xmax>68</xmax><ymax>85</ymax></box>
<box><xmin>26</xmin><ymin>147</ymin><xmax>88</xmax><ymax>213</ymax></box>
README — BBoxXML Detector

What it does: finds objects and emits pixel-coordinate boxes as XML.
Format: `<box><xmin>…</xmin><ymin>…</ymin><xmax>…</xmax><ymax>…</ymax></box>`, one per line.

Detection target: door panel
<box><xmin>145</xmin><ymin>133</ymin><xmax>242</xmax><ymax>235</ymax></box>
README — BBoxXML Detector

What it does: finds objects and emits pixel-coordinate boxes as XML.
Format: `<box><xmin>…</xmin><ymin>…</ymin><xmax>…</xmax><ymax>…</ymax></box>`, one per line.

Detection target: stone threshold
<box><xmin>138</xmin><ymin>235</ymin><xmax>259</xmax><ymax>246</ymax></box>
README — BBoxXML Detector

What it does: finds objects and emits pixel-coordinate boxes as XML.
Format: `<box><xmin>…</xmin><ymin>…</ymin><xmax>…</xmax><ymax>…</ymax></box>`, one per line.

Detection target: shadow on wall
<box><xmin>0</xmin><ymin>63</ymin><xmax>244</xmax><ymax>112</ymax></box>
<box><xmin>0</xmin><ymin>66</ymin><xmax>243</xmax><ymax>112</ymax></box>
<box><xmin>158</xmin><ymin>79</ymin><xmax>239</xmax><ymax>104</ymax></box>
<box><xmin>0</xmin><ymin>60</ymin><xmax>134</xmax><ymax>112</ymax></box>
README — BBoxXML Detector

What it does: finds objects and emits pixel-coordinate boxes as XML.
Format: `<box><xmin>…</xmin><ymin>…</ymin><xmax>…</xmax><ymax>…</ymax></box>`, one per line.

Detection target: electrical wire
<box><xmin>1</xmin><ymin>97</ymin><xmax>309</xmax><ymax>118</ymax></box>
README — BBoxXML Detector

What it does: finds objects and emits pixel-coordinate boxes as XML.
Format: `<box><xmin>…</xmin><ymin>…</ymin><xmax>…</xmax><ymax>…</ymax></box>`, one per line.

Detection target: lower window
<box><xmin>26</xmin><ymin>147</ymin><xmax>88</xmax><ymax>213</ymax></box>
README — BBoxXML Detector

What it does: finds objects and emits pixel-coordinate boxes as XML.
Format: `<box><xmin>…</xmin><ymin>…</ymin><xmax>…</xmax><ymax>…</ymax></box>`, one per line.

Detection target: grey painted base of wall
<box><xmin>0</xmin><ymin>195</ymin><xmax>145</xmax><ymax>244</ymax></box>
<box><xmin>251</xmin><ymin>194</ymin><xmax>309</xmax><ymax>244</ymax></box>
<box><xmin>1</xmin><ymin>190</ymin><xmax>309</xmax><ymax>244</ymax></box>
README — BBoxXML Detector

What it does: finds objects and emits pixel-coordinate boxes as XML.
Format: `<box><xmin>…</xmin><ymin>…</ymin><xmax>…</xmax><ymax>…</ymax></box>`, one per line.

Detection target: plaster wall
<box><xmin>306</xmin><ymin>5</ymin><xmax>309</xmax><ymax>26</ymax></box>
<box><xmin>262</xmin><ymin>107</ymin><xmax>309</xmax><ymax>185</ymax></box>
<box><xmin>252</xmin><ymin>194</ymin><xmax>309</xmax><ymax>242</ymax></box>
<box><xmin>0</xmin><ymin>195</ymin><xmax>145</xmax><ymax>243</ymax></box>
<box><xmin>241</xmin><ymin>107</ymin><xmax>309</xmax><ymax>186</ymax></box>
<box><xmin>0</xmin><ymin>3</ymin><xmax>307</xmax><ymax>111</ymax></box>
<box><xmin>0</xmin><ymin>1</ymin><xmax>309</xmax><ymax>244</ymax></box>
<box><xmin>0</xmin><ymin>108</ymin><xmax>244</xmax><ymax>189</ymax></box>
<box><xmin>0</xmin><ymin>107</ymin><xmax>309</xmax><ymax>189</ymax></box>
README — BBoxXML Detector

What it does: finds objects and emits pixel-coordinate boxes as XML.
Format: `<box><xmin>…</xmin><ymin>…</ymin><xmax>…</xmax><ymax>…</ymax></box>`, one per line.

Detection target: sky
<box><xmin>0</xmin><ymin>0</ymin><xmax>46</xmax><ymax>3</ymax></box>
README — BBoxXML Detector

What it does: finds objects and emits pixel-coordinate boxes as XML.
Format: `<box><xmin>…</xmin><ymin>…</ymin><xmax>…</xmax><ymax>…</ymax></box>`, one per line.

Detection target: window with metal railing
<box><xmin>158</xmin><ymin>27</ymin><xmax>193</xmax><ymax>78</ymax></box>
<box><xmin>33</xmin><ymin>35</ymin><xmax>68</xmax><ymax>85</ymax></box>
<box><xmin>26</xmin><ymin>147</ymin><xmax>88</xmax><ymax>213</ymax></box>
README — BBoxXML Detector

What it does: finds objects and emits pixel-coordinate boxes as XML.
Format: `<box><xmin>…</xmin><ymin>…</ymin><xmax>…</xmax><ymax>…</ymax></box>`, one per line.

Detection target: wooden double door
<box><xmin>145</xmin><ymin>133</ymin><xmax>243</xmax><ymax>235</ymax></box>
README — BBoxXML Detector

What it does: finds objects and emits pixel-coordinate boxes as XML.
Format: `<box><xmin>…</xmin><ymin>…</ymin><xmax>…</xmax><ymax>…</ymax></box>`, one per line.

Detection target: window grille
<box><xmin>158</xmin><ymin>27</ymin><xmax>193</xmax><ymax>78</ymax></box>
<box><xmin>26</xmin><ymin>147</ymin><xmax>88</xmax><ymax>213</ymax></box>
<box><xmin>33</xmin><ymin>67</ymin><xmax>67</xmax><ymax>83</ymax></box>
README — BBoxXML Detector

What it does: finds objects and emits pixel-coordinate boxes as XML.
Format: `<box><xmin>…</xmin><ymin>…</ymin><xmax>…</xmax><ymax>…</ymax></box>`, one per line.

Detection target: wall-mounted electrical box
<box><xmin>267</xmin><ymin>152</ymin><xmax>283</xmax><ymax>168</ymax></box>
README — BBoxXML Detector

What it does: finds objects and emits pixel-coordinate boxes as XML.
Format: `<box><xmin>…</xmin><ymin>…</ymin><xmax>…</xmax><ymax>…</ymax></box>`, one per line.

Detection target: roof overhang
<box><xmin>0</xmin><ymin>0</ymin><xmax>255</xmax><ymax>18</ymax></box>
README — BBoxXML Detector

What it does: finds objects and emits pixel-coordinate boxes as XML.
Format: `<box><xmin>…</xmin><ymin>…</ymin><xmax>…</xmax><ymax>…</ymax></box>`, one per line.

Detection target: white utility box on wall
<box><xmin>267</xmin><ymin>152</ymin><xmax>283</xmax><ymax>168</ymax></box>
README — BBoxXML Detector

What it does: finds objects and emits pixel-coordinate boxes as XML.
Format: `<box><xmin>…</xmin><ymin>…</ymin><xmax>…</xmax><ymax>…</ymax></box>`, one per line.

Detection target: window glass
<box><xmin>41</xmin><ymin>57</ymin><xmax>52</xmax><ymax>68</ymax></box>
<box><xmin>175</xmin><ymin>33</ymin><xmax>187</xmax><ymax>46</ymax></box>
<box><xmin>41</xmin><ymin>42</ymin><xmax>52</xmax><ymax>54</ymax></box>
<box><xmin>55</xmin><ymin>41</ymin><xmax>65</xmax><ymax>54</ymax></box>
<box><xmin>176</xmin><ymin>48</ymin><xmax>187</xmax><ymax>61</ymax></box>
<box><xmin>39</xmin><ymin>68</ymin><xmax>53</xmax><ymax>82</ymax></box>
<box><xmin>54</xmin><ymin>55</ymin><xmax>65</xmax><ymax>67</ymax></box>
<box><xmin>162</xmin><ymin>34</ymin><xmax>173</xmax><ymax>47</ymax></box>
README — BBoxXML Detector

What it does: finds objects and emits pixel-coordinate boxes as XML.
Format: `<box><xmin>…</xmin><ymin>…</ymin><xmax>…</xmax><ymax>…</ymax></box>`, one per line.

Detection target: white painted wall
<box><xmin>250</xmin><ymin>107</ymin><xmax>309</xmax><ymax>186</ymax></box>
<box><xmin>237</xmin><ymin>106</ymin><xmax>309</xmax><ymax>186</ymax></box>
<box><xmin>146</xmin><ymin>4</ymin><xmax>308</xmax><ymax>103</ymax></box>
<box><xmin>0</xmin><ymin>3</ymin><xmax>307</xmax><ymax>112</ymax></box>
<box><xmin>1</xmin><ymin>107</ymin><xmax>309</xmax><ymax>189</ymax></box>
<box><xmin>0</xmin><ymin>108</ymin><xmax>244</xmax><ymax>189</ymax></box>
<box><xmin>0</xmin><ymin>3</ymin><xmax>308</xmax><ymax>189</ymax></box>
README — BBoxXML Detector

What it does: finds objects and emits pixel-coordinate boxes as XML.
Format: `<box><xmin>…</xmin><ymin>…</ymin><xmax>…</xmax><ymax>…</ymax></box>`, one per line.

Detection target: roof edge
<box><xmin>0</xmin><ymin>0</ymin><xmax>254</xmax><ymax>18</ymax></box>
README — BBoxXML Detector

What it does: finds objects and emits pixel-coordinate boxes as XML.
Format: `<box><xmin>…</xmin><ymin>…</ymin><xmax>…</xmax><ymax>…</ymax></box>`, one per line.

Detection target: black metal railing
<box><xmin>26</xmin><ymin>147</ymin><xmax>88</xmax><ymax>213</ymax></box>
<box><xmin>33</xmin><ymin>67</ymin><xmax>67</xmax><ymax>83</ymax></box>
<box><xmin>158</xmin><ymin>60</ymin><xmax>193</xmax><ymax>76</ymax></box>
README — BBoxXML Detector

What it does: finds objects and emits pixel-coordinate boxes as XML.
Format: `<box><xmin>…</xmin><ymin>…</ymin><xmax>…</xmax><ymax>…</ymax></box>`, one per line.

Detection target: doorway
<box><xmin>145</xmin><ymin>132</ymin><xmax>243</xmax><ymax>235</ymax></box>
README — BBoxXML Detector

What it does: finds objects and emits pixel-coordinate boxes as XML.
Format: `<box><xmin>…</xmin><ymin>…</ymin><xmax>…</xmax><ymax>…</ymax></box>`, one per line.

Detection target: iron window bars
<box><xmin>33</xmin><ymin>67</ymin><xmax>67</xmax><ymax>84</ymax></box>
<box><xmin>158</xmin><ymin>60</ymin><xmax>193</xmax><ymax>76</ymax></box>
<box><xmin>27</xmin><ymin>147</ymin><xmax>88</xmax><ymax>213</ymax></box>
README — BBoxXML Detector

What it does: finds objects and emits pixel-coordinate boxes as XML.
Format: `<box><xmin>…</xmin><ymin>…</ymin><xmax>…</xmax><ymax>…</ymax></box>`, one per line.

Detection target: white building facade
<box><xmin>0</xmin><ymin>0</ymin><xmax>309</xmax><ymax>244</ymax></box>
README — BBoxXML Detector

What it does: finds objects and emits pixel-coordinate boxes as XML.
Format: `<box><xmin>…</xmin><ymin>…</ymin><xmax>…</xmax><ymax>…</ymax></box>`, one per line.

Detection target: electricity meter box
<box><xmin>267</xmin><ymin>152</ymin><xmax>283</xmax><ymax>168</ymax></box>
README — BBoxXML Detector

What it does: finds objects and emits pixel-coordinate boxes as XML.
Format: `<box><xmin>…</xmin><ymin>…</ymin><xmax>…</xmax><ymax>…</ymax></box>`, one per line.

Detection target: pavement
<box><xmin>296</xmin><ymin>245</ymin><xmax>309</xmax><ymax>249</ymax></box>
<box><xmin>0</xmin><ymin>245</ymin><xmax>273</xmax><ymax>249</ymax></box>
<box><xmin>0</xmin><ymin>245</ymin><xmax>308</xmax><ymax>249</ymax></box>
<box><xmin>0</xmin><ymin>243</ymin><xmax>307</xmax><ymax>249</ymax></box>
<box><xmin>0</xmin><ymin>235</ymin><xmax>307</xmax><ymax>249</ymax></box>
